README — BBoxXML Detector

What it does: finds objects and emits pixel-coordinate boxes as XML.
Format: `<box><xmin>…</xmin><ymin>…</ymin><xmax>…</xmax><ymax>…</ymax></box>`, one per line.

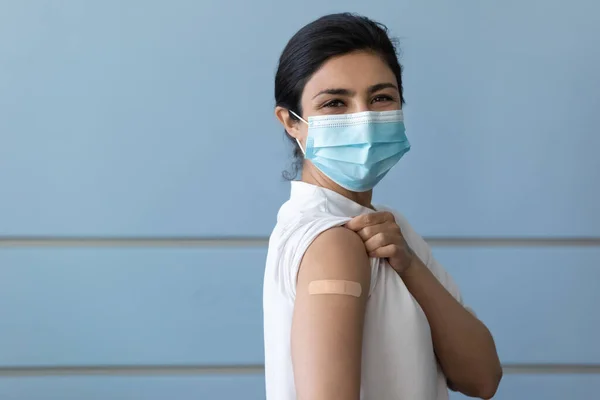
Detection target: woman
<box><xmin>263</xmin><ymin>13</ymin><xmax>502</xmax><ymax>400</ymax></box>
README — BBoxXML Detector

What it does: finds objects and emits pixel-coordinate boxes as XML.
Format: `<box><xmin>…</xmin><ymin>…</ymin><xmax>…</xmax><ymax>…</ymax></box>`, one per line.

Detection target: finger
<box><xmin>357</xmin><ymin>222</ymin><xmax>403</xmax><ymax>242</ymax></box>
<box><xmin>355</xmin><ymin>223</ymin><xmax>387</xmax><ymax>241</ymax></box>
<box><xmin>364</xmin><ymin>232</ymin><xmax>394</xmax><ymax>253</ymax></box>
<box><xmin>368</xmin><ymin>244</ymin><xmax>400</xmax><ymax>259</ymax></box>
<box><xmin>345</xmin><ymin>211</ymin><xmax>395</xmax><ymax>231</ymax></box>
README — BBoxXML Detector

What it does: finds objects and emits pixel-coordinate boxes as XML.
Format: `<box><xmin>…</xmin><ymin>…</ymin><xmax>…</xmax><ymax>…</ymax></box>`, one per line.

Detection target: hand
<box><xmin>345</xmin><ymin>211</ymin><xmax>417</xmax><ymax>276</ymax></box>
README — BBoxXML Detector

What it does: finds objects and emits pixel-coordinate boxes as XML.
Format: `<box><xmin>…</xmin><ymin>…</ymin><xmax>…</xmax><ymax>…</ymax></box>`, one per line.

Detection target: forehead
<box><xmin>303</xmin><ymin>51</ymin><xmax>397</xmax><ymax>97</ymax></box>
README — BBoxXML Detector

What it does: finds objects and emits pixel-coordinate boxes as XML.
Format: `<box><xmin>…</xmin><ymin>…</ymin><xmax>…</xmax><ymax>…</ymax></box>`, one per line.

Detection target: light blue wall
<box><xmin>1</xmin><ymin>0</ymin><xmax>599</xmax><ymax>399</ymax></box>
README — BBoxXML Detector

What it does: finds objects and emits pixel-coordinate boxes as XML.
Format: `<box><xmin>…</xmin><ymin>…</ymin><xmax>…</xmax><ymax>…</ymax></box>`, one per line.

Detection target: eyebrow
<box><xmin>367</xmin><ymin>82</ymin><xmax>398</xmax><ymax>95</ymax></box>
<box><xmin>312</xmin><ymin>82</ymin><xmax>399</xmax><ymax>99</ymax></box>
<box><xmin>312</xmin><ymin>88</ymin><xmax>355</xmax><ymax>99</ymax></box>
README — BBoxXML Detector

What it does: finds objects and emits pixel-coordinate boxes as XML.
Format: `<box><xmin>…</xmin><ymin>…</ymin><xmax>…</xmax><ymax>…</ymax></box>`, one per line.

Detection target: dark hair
<box><xmin>275</xmin><ymin>13</ymin><xmax>404</xmax><ymax>179</ymax></box>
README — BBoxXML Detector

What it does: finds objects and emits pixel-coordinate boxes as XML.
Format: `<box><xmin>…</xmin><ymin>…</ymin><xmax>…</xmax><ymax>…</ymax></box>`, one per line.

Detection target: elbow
<box><xmin>476</xmin><ymin>365</ymin><xmax>503</xmax><ymax>399</ymax></box>
<box><xmin>454</xmin><ymin>362</ymin><xmax>502</xmax><ymax>399</ymax></box>
<box><xmin>472</xmin><ymin>330</ymin><xmax>503</xmax><ymax>399</ymax></box>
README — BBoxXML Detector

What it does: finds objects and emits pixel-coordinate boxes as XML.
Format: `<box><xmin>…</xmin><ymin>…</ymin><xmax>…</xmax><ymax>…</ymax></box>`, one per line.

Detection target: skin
<box><xmin>275</xmin><ymin>50</ymin><xmax>502</xmax><ymax>399</ymax></box>
<box><xmin>276</xmin><ymin>50</ymin><xmax>400</xmax><ymax>209</ymax></box>
<box><xmin>291</xmin><ymin>227</ymin><xmax>370</xmax><ymax>400</ymax></box>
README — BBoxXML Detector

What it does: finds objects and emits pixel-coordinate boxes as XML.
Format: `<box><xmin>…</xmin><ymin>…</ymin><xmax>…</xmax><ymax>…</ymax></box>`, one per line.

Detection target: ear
<box><xmin>275</xmin><ymin>106</ymin><xmax>305</xmax><ymax>140</ymax></box>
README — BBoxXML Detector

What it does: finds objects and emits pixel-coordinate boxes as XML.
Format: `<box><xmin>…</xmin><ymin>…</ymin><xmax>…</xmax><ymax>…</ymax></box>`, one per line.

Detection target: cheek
<box><xmin>296</xmin><ymin>125</ymin><xmax>309</xmax><ymax>146</ymax></box>
<box><xmin>289</xmin><ymin>122</ymin><xmax>308</xmax><ymax>144</ymax></box>
<box><xmin>292</xmin><ymin>116</ymin><xmax>309</xmax><ymax>139</ymax></box>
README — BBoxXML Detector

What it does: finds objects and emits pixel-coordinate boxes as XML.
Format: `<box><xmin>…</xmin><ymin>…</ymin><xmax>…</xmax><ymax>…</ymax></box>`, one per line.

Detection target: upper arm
<box><xmin>291</xmin><ymin>227</ymin><xmax>371</xmax><ymax>400</ymax></box>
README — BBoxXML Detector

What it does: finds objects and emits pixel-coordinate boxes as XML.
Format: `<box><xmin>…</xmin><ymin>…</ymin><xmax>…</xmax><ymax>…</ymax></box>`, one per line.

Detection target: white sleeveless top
<box><xmin>263</xmin><ymin>181</ymin><xmax>471</xmax><ymax>400</ymax></box>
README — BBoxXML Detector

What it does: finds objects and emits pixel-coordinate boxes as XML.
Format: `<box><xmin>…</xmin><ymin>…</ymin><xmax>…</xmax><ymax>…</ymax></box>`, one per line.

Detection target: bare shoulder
<box><xmin>299</xmin><ymin>226</ymin><xmax>371</xmax><ymax>285</ymax></box>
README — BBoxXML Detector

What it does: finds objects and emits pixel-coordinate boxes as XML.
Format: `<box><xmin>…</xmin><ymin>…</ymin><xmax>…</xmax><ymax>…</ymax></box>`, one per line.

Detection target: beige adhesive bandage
<box><xmin>308</xmin><ymin>280</ymin><xmax>362</xmax><ymax>297</ymax></box>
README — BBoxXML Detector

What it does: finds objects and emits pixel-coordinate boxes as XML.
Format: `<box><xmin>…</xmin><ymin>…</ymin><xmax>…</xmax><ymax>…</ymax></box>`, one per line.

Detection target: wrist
<box><xmin>399</xmin><ymin>254</ymin><xmax>426</xmax><ymax>279</ymax></box>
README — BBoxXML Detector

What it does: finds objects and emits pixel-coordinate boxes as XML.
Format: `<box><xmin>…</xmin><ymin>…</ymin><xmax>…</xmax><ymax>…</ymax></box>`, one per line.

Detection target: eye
<box><xmin>322</xmin><ymin>99</ymin><xmax>346</xmax><ymax>108</ymax></box>
<box><xmin>372</xmin><ymin>94</ymin><xmax>395</xmax><ymax>103</ymax></box>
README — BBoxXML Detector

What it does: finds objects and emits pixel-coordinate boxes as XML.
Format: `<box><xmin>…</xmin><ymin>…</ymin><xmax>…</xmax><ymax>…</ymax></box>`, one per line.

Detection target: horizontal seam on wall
<box><xmin>0</xmin><ymin>365</ymin><xmax>264</xmax><ymax>377</ymax></box>
<box><xmin>1</xmin><ymin>237</ymin><xmax>600</xmax><ymax>248</ymax></box>
<box><xmin>1</xmin><ymin>364</ymin><xmax>600</xmax><ymax>377</ymax></box>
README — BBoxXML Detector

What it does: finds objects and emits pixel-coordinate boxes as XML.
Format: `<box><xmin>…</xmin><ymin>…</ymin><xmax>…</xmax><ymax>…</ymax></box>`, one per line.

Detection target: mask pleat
<box><xmin>303</xmin><ymin>110</ymin><xmax>411</xmax><ymax>192</ymax></box>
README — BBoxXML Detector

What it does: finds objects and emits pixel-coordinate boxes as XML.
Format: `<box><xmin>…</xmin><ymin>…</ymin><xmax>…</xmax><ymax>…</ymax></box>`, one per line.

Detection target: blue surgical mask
<box><xmin>289</xmin><ymin>109</ymin><xmax>410</xmax><ymax>192</ymax></box>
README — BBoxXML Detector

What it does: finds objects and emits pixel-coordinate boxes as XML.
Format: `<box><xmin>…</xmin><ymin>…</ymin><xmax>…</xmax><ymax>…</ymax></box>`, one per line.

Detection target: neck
<box><xmin>301</xmin><ymin>162</ymin><xmax>374</xmax><ymax>209</ymax></box>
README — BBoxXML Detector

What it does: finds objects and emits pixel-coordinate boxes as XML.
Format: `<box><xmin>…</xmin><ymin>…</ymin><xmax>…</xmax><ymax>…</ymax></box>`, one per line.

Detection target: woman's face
<box><xmin>278</xmin><ymin>50</ymin><xmax>401</xmax><ymax>146</ymax></box>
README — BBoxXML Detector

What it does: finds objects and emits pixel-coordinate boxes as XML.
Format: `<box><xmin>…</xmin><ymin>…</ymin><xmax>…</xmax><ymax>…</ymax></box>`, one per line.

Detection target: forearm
<box><xmin>401</xmin><ymin>259</ymin><xmax>502</xmax><ymax>399</ymax></box>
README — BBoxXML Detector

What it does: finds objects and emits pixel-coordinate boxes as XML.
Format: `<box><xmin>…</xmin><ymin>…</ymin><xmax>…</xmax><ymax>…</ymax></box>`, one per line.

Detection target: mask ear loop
<box><xmin>288</xmin><ymin>110</ymin><xmax>308</xmax><ymax>156</ymax></box>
